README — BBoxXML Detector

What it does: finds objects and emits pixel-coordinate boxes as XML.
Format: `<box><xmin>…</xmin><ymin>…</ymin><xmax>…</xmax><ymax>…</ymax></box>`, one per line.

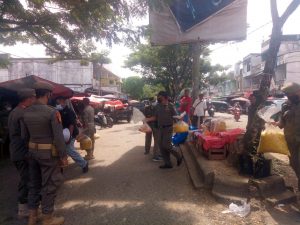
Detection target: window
<box><xmin>109</xmin><ymin>80</ymin><xmax>114</xmax><ymax>85</ymax></box>
<box><xmin>246</xmin><ymin>63</ymin><xmax>251</xmax><ymax>72</ymax></box>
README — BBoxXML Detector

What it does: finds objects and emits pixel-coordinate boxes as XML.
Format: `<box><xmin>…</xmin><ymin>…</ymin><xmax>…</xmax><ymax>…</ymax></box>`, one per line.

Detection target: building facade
<box><xmin>0</xmin><ymin>57</ymin><xmax>93</xmax><ymax>92</ymax></box>
<box><xmin>0</xmin><ymin>56</ymin><xmax>123</xmax><ymax>96</ymax></box>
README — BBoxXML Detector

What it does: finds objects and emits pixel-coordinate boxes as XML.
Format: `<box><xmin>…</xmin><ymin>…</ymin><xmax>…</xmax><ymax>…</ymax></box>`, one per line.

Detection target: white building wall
<box><xmin>3</xmin><ymin>59</ymin><xmax>93</xmax><ymax>92</ymax></box>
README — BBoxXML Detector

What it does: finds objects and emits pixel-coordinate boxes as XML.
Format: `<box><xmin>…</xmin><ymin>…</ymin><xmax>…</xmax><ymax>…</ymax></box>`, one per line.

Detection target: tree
<box><xmin>122</xmin><ymin>76</ymin><xmax>144</xmax><ymax>99</ymax></box>
<box><xmin>142</xmin><ymin>84</ymin><xmax>165</xmax><ymax>99</ymax></box>
<box><xmin>125</xmin><ymin>42</ymin><xmax>211</xmax><ymax>98</ymax></box>
<box><xmin>244</xmin><ymin>0</ymin><xmax>300</xmax><ymax>155</ymax></box>
<box><xmin>0</xmin><ymin>0</ymin><xmax>147</xmax><ymax>58</ymax></box>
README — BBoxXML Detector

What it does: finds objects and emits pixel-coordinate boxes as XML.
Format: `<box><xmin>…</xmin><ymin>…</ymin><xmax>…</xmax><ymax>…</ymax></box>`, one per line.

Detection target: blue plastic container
<box><xmin>172</xmin><ymin>132</ymin><xmax>189</xmax><ymax>145</ymax></box>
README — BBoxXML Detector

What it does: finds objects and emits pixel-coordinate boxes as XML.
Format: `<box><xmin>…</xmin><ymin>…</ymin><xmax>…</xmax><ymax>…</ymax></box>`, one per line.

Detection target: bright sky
<box><xmin>1</xmin><ymin>0</ymin><xmax>300</xmax><ymax>77</ymax></box>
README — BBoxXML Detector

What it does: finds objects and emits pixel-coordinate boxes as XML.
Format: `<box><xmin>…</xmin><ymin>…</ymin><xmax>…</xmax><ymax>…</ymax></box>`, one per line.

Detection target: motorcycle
<box><xmin>233</xmin><ymin>107</ymin><xmax>241</xmax><ymax>122</ymax></box>
<box><xmin>94</xmin><ymin>111</ymin><xmax>114</xmax><ymax>128</ymax></box>
<box><xmin>207</xmin><ymin>105</ymin><xmax>215</xmax><ymax>117</ymax></box>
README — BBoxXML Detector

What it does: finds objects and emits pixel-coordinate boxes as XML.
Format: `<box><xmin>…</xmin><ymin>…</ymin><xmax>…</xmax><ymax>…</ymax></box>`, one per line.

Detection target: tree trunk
<box><xmin>191</xmin><ymin>42</ymin><xmax>202</xmax><ymax>101</ymax></box>
<box><xmin>243</xmin><ymin>0</ymin><xmax>300</xmax><ymax>156</ymax></box>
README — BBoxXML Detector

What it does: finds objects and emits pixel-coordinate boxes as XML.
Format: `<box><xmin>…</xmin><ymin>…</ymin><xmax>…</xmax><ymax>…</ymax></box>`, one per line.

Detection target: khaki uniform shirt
<box><xmin>154</xmin><ymin>103</ymin><xmax>177</xmax><ymax>127</ymax></box>
<box><xmin>83</xmin><ymin>105</ymin><xmax>95</xmax><ymax>136</ymax></box>
<box><xmin>22</xmin><ymin>102</ymin><xmax>66</xmax><ymax>158</ymax></box>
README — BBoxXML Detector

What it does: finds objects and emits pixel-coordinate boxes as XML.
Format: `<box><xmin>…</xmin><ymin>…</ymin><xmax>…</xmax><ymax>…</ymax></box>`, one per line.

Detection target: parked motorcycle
<box><xmin>233</xmin><ymin>107</ymin><xmax>241</xmax><ymax>122</ymax></box>
<box><xmin>207</xmin><ymin>105</ymin><xmax>215</xmax><ymax>117</ymax></box>
<box><xmin>94</xmin><ymin>111</ymin><xmax>114</xmax><ymax>128</ymax></box>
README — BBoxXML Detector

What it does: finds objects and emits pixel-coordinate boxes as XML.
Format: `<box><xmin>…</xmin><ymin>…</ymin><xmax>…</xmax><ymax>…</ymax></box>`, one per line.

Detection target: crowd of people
<box><xmin>8</xmin><ymin>81</ymin><xmax>96</xmax><ymax>225</ymax></box>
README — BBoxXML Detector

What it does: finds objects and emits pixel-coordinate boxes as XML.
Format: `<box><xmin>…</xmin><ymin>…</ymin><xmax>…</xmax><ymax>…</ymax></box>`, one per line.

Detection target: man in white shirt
<box><xmin>191</xmin><ymin>94</ymin><xmax>207</xmax><ymax>127</ymax></box>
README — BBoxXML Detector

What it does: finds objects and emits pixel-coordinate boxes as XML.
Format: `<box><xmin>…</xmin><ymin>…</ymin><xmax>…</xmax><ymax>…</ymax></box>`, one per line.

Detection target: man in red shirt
<box><xmin>179</xmin><ymin>89</ymin><xmax>192</xmax><ymax>123</ymax></box>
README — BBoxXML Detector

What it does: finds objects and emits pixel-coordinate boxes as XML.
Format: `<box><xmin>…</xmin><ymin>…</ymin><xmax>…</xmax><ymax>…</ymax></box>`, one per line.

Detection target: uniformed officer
<box><xmin>82</xmin><ymin>98</ymin><xmax>96</xmax><ymax>160</ymax></box>
<box><xmin>8</xmin><ymin>88</ymin><xmax>36</xmax><ymax>218</ymax></box>
<box><xmin>278</xmin><ymin>82</ymin><xmax>300</xmax><ymax>192</ymax></box>
<box><xmin>144</xmin><ymin>98</ymin><xmax>161</xmax><ymax>161</ymax></box>
<box><xmin>22</xmin><ymin>82</ymin><xmax>68</xmax><ymax>225</ymax></box>
<box><xmin>146</xmin><ymin>91</ymin><xmax>183</xmax><ymax>169</ymax></box>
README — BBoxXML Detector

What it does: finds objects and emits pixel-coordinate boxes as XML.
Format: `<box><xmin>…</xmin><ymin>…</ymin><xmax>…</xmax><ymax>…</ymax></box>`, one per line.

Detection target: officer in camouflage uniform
<box><xmin>22</xmin><ymin>82</ymin><xmax>68</xmax><ymax>225</ymax></box>
<box><xmin>279</xmin><ymin>82</ymin><xmax>300</xmax><ymax>192</ymax></box>
<box><xmin>146</xmin><ymin>91</ymin><xmax>182</xmax><ymax>169</ymax></box>
<box><xmin>8</xmin><ymin>88</ymin><xmax>36</xmax><ymax>218</ymax></box>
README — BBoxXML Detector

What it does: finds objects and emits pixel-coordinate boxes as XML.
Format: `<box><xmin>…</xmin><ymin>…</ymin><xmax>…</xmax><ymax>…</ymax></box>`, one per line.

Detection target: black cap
<box><xmin>157</xmin><ymin>91</ymin><xmax>168</xmax><ymax>98</ymax></box>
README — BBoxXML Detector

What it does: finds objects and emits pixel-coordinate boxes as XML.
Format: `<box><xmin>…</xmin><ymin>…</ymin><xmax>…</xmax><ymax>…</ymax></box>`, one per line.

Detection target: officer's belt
<box><xmin>29</xmin><ymin>142</ymin><xmax>53</xmax><ymax>150</ymax></box>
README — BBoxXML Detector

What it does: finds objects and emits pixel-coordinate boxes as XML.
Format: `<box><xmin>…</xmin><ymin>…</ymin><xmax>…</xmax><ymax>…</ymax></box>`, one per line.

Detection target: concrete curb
<box><xmin>184</xmin><ymin>142</ymin><xmax>249</xmax><ymax>203</ymax></box>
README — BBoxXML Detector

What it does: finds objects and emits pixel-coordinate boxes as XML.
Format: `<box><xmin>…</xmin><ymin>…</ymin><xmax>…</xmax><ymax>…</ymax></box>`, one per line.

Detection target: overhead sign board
<box><xmin>149</xmin><ymin>0</ymin><xmax>248</xmax><ymax>45</ymax></box>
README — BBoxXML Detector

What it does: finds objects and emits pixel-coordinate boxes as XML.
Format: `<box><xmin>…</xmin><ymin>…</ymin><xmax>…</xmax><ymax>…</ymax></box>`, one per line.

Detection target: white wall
<box><xmin>3</xmin><ymin>59</ymin><xmax>93</xmax><ymax>92</ymax></box>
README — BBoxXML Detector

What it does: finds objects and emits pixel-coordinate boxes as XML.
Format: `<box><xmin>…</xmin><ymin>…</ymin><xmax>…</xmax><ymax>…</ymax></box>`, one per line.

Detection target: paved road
<box><xmin>1</xmin><ymin>119</ymin><xmax>299</xmax><ymax>225</ymax></box>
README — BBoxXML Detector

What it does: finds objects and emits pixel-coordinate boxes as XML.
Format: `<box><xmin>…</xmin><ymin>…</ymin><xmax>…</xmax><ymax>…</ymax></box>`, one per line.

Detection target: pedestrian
<box><xmin>144</xmin><ymin>98</ymin><xmax>161</xmax><ymax>161</ymax></box>
<box><xmin>56</xmin><ymin>96</ymin><xmax>89</xmax><ymax>173</ymax></box>
<box><xmin>275</xmin><ymin>82</ymin><xmax>300</xmax><ymax>193</ymax></box>
<box><xmin>8</xmin><ymin>88</ymin><xmax>36</xmax><ymax>218</ymax></box>
<box><xmin>191</xmin><ymin>93</ymin><xmax>207</xmax><ymax>128</ymax></box>
<box><xmin>22</xmin><ymin>82</ymin><xmax>68</xmax><ymax>225</ymax></box>
<box><xmin>146</xmin><ymin>91</ymin><xmax>183</xmax><ymax>169</ymax></box>
<box><xmin>179</xmin><ymin>89</ymin><xmax>192</xmax><ymax>124</ymax></box>
<box><xmin>82</xmin><ymin>98</ymin><xmax>96</xmax><ymax>160</ymax></box>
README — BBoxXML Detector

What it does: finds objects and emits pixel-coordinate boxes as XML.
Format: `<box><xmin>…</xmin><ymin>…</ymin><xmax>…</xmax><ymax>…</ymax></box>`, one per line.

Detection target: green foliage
<box><xmin>125</xmin><ymin>41</ymin><xmax>230</xmax><ymax>96</ymax></box>
<box><xmin>125</xmin><ymin>43</ymin><xmax>196</xmax><ymax>97</ymax></box>
<box><xmin>0</xmin><ymin>54</ymin><xmax>10</xmax><ymax>68</ymax></box>
<box><xmin>0</xmin><ymin>0</ymin><xmax>148</xmax><ymax>58</ymax></box>
<box><xmin>142</xmin><ymin>84</ymin><xmax>165</xmax><ymax>98</ymax></box>
<box><xmin>122</xmin><ymin>76</ymin><xmax>144</xmax><ymax>99</ymax></box>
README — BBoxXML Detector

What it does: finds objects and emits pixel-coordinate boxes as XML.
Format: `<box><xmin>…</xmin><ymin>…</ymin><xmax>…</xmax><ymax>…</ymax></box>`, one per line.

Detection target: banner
<box><xmin>149</xmin><ymin>0</ymin><xmax>248</xmax><ymax>45</ymax></box>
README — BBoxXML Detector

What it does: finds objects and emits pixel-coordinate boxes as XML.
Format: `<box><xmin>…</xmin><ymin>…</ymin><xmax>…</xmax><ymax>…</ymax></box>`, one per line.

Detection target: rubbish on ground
<box><xmin>132</xmin><ymin>107</ymin><xmax>145</xmax><ymax>124</ymax></box>
<box><xmin>257</xmin><ymin>125</ymin><xmax>290</xmax><ymax>156</ymax></box>
<box><xmin>173</xmin><ymin>121</ymin><xmax>189</xmax><ymax>133</ymax></box>
<box><xmin>258</xmin><ymin>105</ymin><xmax>281</xmax><ymax>122</ymax></box>
<box><xmin>138</xmin><ymin>123</ymin><xmax>152</xmax><ymax>133</ymax></box>
<box><xmin>222</xmin><ymin>200</ymin><xmax>250</xmax><ymax>217</ymax></box>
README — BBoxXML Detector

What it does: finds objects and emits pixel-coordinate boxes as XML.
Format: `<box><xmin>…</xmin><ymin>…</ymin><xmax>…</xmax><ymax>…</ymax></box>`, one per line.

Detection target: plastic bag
<box><xmin>132</xmin><ymin>107</ymin><xmax>145</xmax><ymax>124</ymax></box>
<box><xmin>257</xmin><ymin>125</ymin><xmax>290</xmax><ymax>156</ymax></box>
<box><xmin>138</xmin><ymin>123</ymin><xmax>152</xmax><ymax>133</ymax></box>
<box><xmin>222</xmin><ymin>200</ymin><xmax>250</xmax><ymax>217</ymax></box>
<box><xmin>173</xmin><ymin>121</ymin><xmax>189</xmax><ymax>133</ymax></box>
<box><xmin>258</xmin><ymin>105</ymin><xmax>281</xmax><ymax>122</ymax></box>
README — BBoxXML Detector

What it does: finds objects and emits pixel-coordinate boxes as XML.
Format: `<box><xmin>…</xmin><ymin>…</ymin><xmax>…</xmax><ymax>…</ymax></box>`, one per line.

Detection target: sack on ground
<box><xmin>173</xmin><ymin>121</ymin><xmax>189</xmax><ymax>133</ymax></box>
<box><xmin>257</xmin><ymin>125</ymin><xmax>290</xmax><ymax>156</ymax></box>
<box><xmin>139</xmin><ymin>123</ymin><xmax>152</xmax><ymax>133</ymax></box>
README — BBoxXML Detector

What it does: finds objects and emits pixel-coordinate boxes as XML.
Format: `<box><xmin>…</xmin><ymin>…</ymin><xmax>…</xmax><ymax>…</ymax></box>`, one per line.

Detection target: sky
<box><xmin>1</xmin><ymin>0</ymin><xmax>300</xmax><ymax>78</ymax></box>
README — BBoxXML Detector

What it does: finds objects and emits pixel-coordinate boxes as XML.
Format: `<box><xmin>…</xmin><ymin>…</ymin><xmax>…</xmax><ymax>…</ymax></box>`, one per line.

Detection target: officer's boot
<box><xmin>28</xmin><ymin>209</ymin><xmax>38</xmax><ymax>225</ymax></box>
<box><xmin>18</xmin><ymin>203</ymin><xmax>29</xmax><ymax>218</ymax></box>
<box><xmin>42</xmin><ymin>213</ymin><xmax>64</xmax><ymax>225</ymax></box>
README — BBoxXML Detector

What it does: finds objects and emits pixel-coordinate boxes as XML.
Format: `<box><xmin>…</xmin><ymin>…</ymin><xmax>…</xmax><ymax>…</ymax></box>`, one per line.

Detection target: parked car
<box><xmin>211</xmin><ymin>100</ymin><xmax>232</xmax><ymax>113</ymax></box>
